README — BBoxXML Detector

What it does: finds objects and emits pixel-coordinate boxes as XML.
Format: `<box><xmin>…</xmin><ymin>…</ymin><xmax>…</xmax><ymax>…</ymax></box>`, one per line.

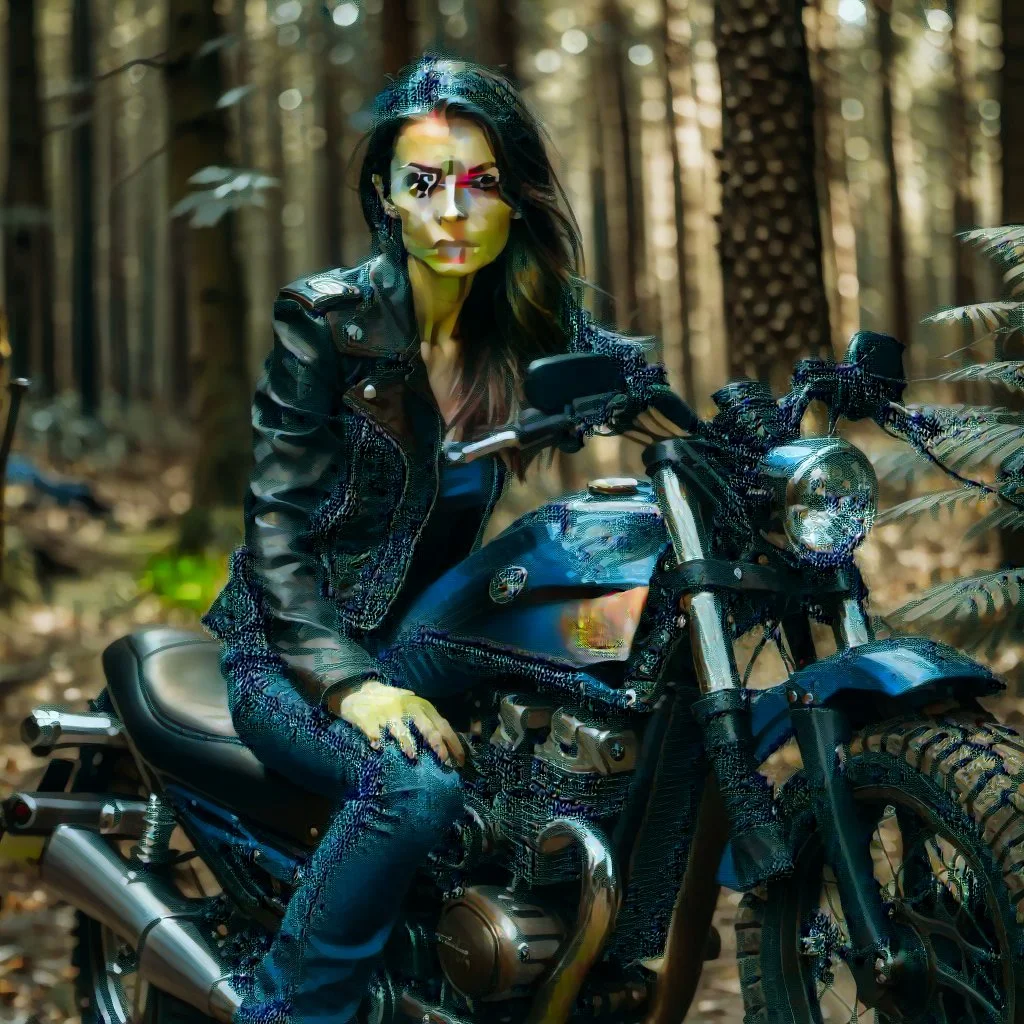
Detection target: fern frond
<box><xmin>870</xmin><ymin>448</ymin><xmax>935</xmax><ymax>489</ymax></box>
<box><xmin>939</xmin><ymin>362</ymin><xmax>1024</xmax><ymax>390</ymax></box>
<box><xmin>959</xmin><ymin>225</ymin><xmax>1024</xmax><ymax>251</ymax></box>
<box><xmin>929</xmin><ymin>421</ymin><xmax>1024</xmax><ymax>471</ymax></box>
<box><xmin>923</xmin><ymin>302</ymin><xmax>1021</xmax><ymax>332</ymax></box>
<box><xmin>963</xmin><ymin>501</ymin><xmax>1024</xmax><ymax>542</ymax></box>
<box><xmin>1005</xmin><ymin>263</ymin><xmax>1024</xmax><ymax>298</ymax></box>
<box><xmin>921</xmin><ymin>402</ymin><xmax>1021</xmax><ymax>423</ymax></box>
<box><xmin>890</xmin><ymin>570</ymin><xmax>1024</xmax><ymax>628</ymax></box>
<box><xmin>875</xmin><ymin>485</ymin><xmax>988</xmax><ymax>526</ymax></box>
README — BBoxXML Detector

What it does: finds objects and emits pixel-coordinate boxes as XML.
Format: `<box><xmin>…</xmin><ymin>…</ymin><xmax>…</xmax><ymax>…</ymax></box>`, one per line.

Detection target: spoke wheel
<box><xmin>738</xmin><ymin>710</ymin><xmax>1024</xmax><ymax>1024</ymax></box>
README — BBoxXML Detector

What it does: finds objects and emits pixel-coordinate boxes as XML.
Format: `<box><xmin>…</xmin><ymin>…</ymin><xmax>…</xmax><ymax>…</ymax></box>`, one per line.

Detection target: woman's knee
<box><xmin>370</xmin><ymin>747</ymin><xmax>464</xmax><ymax>830</ymax></box>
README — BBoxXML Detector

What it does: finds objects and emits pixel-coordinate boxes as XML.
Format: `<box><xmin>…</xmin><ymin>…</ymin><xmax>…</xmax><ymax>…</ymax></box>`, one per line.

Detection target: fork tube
<box><xmin>651</xmin><ymin>466</ymin><xmax>741</xmax><ymax>694</ymax></box>
<box><xmin>832</xmin><ymin>597</ymin><xmax>874</xmax><ymax>650</ymax></box>
<box><xmin>651</xmin><ymin>463</ymin><xmax>792</xmax><ymax>888</ymax></box>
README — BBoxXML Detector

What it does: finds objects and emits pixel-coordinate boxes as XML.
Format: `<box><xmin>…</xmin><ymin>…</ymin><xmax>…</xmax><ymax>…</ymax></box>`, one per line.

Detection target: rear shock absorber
<box><xmin>131</xmin><ymin>794</ymin><xmax>178</xmax><ymax>866</ymax></box>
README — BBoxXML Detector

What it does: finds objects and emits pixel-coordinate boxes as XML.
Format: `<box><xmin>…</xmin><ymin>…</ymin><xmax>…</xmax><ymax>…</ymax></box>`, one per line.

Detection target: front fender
<box><xmin>749</xmin><ymin>634</ymin><xmax>1000</xmax><ymax>766</ymax></box>
<box><xmin>716</xmin><ymin>634</ymin><xmax>1002</xmax><ymax>890</ymax></box>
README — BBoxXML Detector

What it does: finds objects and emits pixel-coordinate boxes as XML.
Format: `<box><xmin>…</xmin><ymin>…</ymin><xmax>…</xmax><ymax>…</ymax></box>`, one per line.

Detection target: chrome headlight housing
<box><xmin>759</xmin><ymin>438</ymin><xmax>878</xmax><ymax>564</ymax></box>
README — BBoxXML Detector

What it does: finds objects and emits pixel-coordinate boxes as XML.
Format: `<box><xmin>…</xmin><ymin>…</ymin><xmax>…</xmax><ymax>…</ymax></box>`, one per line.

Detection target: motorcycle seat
<box><xmin>101</xmin><ymin>627</ymin><xmax>330</xmax><ymax>849</ymax></box>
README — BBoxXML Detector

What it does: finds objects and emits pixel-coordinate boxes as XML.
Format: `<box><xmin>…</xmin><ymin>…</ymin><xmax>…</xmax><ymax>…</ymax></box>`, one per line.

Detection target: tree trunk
<box><xmin>233</xmin><ymin>0</ymin><xmax>254</xmax><ymax>168</ymax></box>
<box><xmin>597</xmin><ymin>0</ymin><xmax>642</xmax><ymax>332</ymax></box>
<box><xmin>1003</xmin><ymin>0</ymin><xmax>1024</xmax><ymax>225</ymax></box>
<box><xmin>948</xmin><ymin>0</ymin><xmax>981</xmax><ymax>404</ymax></box>
<box><xmin>165</xmin><ymin>0</ymin><xmax>252</xmax><ymax>548</ymax></box>
<box><xmin>382</xmin><ymin>0</ymin><xmax>417</xmax><ymax>78</ymax></box>
<box><xmin>71</xmin><ymin>0</ymin><xmax>100</xmax><ymax>417</ymax></box>
<box><xmin>661</xmin><ymin>0</ymin><xmax>695</xmax><ymax>405</ymax></box>
<box><xmin>489</xmin><ymin>0</ymin><xmax>519</xmax><ymax>84</ymax></box>
<box><xmin>316</xmin><ymin>43</ymin><xmax>344</xmax><ymax>268</ymax></box>
<box><xmin>137</xmin><ymin>187</ymin><xmax>157</xmax><ymax>405</ymax></box>
<box><xmin>590</xmin><ymin>62</ymin><xmax>614</xmax><ymax>327</ymax></box>
<box><xmin>714</xmin><ymin>0</ymin><xmax>832</xmax><ymax>387</ymax></box>
<box><xmin>266</xmin><ymin>53</ymin><xmax>287</xmax><ymax>289</ymax></box>
<box><xmin>999</xmin><ymin>0</ymin><xmax>1024</xmax><ymax>571</ymax></box>
<box><xmin>135</xmin><ymin>0</ymin><xmax>157</xmax><ymax>405</ymax></box>
<box><xmin>168</xmin><ymin>215</ymin><xmax>191</xmax><ymax>408</ymax></box>
<box><xmin>875</xmin><ymin>0</ymin><xmax>911</xmax><ymax>347</ymax></box>
<box><xmin>2</xmin><ymin>0</ymin><xmax>57</xmax><ymax>394</ymax></box>
<box><xmin>108</xmin><ymin>118</ymin><xmax>130</xmax><ymax>409</ymax></box>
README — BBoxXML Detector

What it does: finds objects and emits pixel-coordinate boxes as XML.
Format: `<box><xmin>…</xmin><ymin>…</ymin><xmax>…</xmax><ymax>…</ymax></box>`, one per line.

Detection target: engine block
<box><xmin>483</xmin><ymin>694</ymin><xmax>637</xmax><ymax>886</ymax></box>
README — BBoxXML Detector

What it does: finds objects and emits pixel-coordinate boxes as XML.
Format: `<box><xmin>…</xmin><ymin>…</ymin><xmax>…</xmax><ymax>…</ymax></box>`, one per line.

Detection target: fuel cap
<box><xmin>587</xmin><ymin>477</ymin><xmax>639</xmax><ymax>495</ymax></box>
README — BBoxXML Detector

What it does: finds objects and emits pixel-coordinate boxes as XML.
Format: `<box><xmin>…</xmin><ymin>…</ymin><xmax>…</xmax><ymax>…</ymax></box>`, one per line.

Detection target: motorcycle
<box><xmin>3</xmin><ymin>330</ymin><xmax>1022</xmax><ymax>1024</ymax></box>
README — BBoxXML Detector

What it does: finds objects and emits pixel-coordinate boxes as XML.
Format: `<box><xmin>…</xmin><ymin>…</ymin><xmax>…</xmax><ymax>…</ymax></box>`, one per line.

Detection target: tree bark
<box><xmin>714</xmin><ymin>0</ymin><xmax>832</xmax><ymax>386</ymax></box>
<box><xmin>266</xmin><ymin>52</ymin><xmax>287</xmax><ymax>289</ymax></box>
<box><xmin>382</xmin><ymin>0</ymin><xmax>417</xmax><ymax>78</ymax></box>
<box><xmin>71</xmin><ymin>0</ymin><xmax>100</xmax><ymax>417</ymax></box>
<box><xmin>947</xmin><ymin>0</ymin><xmax>981</xmax><ymax>404</ymax></box>
<box><xmin>108</xmin><ymin>116</ymin><xmax>130</xmax><ymax>408</ymax></box>
<box><xmin>999</xmin><ymin>0</ymin><xmax>1024</xmax><ymax>570</ymax></box>
<box><xmin>597</xmin><ymin>0</ymin><xmax>643</xmax><ymax>332</ymax></box>
<box><xmin>165</xmin><ymin>0</ymin><xmax>252</xmax><ymax>548</ymax></box>
<box><xmin>489</xmin><ymin>0</ymin><xmax>519</xmax><ymax>83</ymax></box>
<box><xmin>316</xmin><ymin>42</ymin><xmax>344</xmax><ymax>268</ymax></box>
<box><xmin>875</xmin><ymin>0</ymin><xmax>911</xmax><ymax>347</ymax></box>
<box><xmin>3</xmin><ymin>0</ymin><xmax>57</xmax><ymax>394</ymax></box>
<box><xmin>1003</xmin><ymin>0</ymin><xmax>1024</xmax><ymax>227</ymax></box>
<box><xmin>661</xmin><ymin>0</ymin><xmax>695</xmax><ymax>405</ymax></box>
<box><xmin>134</xmin><ymin>0</ymin><xmax>158</xmax><ymax>405</ymax></box>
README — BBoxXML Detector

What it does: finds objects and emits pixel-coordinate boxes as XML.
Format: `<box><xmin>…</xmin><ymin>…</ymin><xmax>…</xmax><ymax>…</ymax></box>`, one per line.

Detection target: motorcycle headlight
<box><xmin>759</xmin><ymin>438</ymin><xmax>878</xmax><ymax>564</ymax></box>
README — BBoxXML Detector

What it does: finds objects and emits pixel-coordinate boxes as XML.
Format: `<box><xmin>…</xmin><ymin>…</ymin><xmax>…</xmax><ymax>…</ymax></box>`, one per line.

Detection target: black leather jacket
<box><xmin>204</xmin><ymin>242</ymin><xmax>669</xmax><ymax>709</ymax></box>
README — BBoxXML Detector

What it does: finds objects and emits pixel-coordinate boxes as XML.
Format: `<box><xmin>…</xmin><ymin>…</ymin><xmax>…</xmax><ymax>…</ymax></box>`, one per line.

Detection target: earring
<box><xmin>511</xmin><ymin>209</ymin><xmax>523</xmax><ymax>220</ymax></box>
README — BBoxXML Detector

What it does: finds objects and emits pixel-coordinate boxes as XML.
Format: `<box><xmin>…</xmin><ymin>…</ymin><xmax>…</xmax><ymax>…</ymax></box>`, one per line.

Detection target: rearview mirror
<box><xmin>842</xmin><ymin>330</ymin><xmax>907</xmax><ymax>400</ymax></box>
<box><xmin>523</xmin><ymin>353</ymin><xmax>624</xmax><ymax>414</ymax></box>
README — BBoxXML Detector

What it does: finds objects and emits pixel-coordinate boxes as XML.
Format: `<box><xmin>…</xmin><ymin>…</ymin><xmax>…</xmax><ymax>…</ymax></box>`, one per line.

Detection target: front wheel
<box><xmin>738</xmin><ymin>708</ymin><xmax>1024</xmax><ymax>1023</ymax></box>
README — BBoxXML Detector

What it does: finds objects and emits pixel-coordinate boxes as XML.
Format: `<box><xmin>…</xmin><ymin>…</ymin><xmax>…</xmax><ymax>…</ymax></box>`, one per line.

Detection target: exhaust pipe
<box><xmin>40</xmin><ymin>825</ymin><xmax>242</xmax><ymax>1022</ymax></box>
<box><xmin>21</xmin><ymin>708</ymin><xmax>127</xmax><ymax>756</ymax></box>
<box><xmin>2</xmin><ymin>792</ymin><xmax>148</xmax><ymax>837</ymax></box>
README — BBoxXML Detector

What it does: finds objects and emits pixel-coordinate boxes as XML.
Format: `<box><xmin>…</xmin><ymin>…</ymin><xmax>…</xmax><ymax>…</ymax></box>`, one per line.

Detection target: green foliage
<box><xmin>939</xmin><ymin>361</ymin><xmax>1024</xmax><ymax>390</ymax></box>
<box><xmin>874</xmin><ymin>485</ymin><xmax>988</xmax><ymax>527</ymax></box>
<box><xmin>171</xmin><ymin>166</ymin><xmax>280</xmax><ymax>228</ymax></box>
<box><xmin>139</xmin><ymin>549</ymin><xmax>229</xmax><ymax>613</ymax></box>
<box><xmin>885</xmin><ymin>225</ymin><xmax>1024</xmax><ymax>657</ymax></box>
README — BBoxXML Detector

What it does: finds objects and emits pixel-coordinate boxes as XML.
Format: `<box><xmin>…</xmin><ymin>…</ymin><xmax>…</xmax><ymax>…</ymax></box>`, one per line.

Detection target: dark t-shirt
<box><xmin>381</xmin><ymin>453</ymin><xmax>498</xmax><ymax>631</ymax></box>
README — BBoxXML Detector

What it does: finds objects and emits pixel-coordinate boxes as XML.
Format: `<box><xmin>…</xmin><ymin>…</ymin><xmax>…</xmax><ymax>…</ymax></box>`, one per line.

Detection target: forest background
<box><xmin>0</xmin><ymin>0</ymin><xmax>1021</xmax><ymax>1020</ymax></box>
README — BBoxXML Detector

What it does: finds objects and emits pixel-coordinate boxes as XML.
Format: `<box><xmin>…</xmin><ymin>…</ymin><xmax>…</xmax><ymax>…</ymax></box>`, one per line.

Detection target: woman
<box><xmin>203</xmin><ymin>54</ymin><xmax>681</xmax><ymax>1024</ymax></box>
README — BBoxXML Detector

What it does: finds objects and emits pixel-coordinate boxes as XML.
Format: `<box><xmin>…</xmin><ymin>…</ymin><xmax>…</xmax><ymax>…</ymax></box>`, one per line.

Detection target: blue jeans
<box><xmin>228</xmin><ymin>673</ymin><xmax>463</xmax><ymax>1024</ymax></box>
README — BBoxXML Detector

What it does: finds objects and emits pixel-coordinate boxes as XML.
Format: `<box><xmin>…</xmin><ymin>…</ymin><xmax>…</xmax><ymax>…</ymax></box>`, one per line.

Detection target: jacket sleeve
<box><xmin>245</xmin><ymin>296</ymin><xmax>396</xmax><ymax>703</ymax></box>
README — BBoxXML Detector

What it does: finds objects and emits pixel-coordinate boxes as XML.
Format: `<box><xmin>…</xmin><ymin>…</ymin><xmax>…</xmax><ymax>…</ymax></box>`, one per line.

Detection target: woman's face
<box><xmin>375</xmin><ymin>112</ymin><xmax>515</xmax><ymax>278</ymax></box>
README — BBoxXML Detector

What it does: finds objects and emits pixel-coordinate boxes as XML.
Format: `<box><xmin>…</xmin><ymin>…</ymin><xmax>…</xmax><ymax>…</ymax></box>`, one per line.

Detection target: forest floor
<box><xmin>0</xmin><ymin>432</ymin><xmax>1021</xmax><ymax>1024</ymax></box>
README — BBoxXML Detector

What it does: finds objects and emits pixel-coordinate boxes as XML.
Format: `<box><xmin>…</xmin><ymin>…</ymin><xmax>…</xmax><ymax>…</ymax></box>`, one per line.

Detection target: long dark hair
<box><xmin>354</xmin><ymin>55</ymin><xmax>587</xmax><ymax>480</ymax></box>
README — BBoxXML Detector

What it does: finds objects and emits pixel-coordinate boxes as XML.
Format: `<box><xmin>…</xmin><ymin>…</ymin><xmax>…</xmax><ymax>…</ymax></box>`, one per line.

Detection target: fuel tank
<box><xmin>382</xmin><ymin>479</ymin><xmax>666</xmax><ymax>695</ymax></box>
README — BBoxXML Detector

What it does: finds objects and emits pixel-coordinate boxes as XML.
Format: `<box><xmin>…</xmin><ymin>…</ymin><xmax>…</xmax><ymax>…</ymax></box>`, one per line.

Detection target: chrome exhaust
<box><xmin>40</xmin><ymin>825</ymin><xmax>242</xmax><ymax>1022</ymax></box>
<box><xmin>21</xmin><ymin>708</ymin><xmax>127</xmax><ymax>756</ymax></box>
<box><xmin>525</xmin><ymin>818</ymin><xmax>622</xmax><ymax>1024</ymax></box>
<box><xmin>2</xmin><ymin>792</ymin><xmax>148</xmax><ymax>837</ymax></box>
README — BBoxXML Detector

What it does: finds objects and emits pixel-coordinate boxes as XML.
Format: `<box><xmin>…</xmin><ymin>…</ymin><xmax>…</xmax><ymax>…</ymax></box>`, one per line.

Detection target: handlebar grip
<box><xmin>646</xmin><ymin>384</ymin><xmax>702</xmax><ymax>435</ymax></box>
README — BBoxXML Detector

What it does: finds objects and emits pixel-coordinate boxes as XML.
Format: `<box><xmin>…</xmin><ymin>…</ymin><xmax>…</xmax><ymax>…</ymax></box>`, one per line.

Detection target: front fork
<box><xmin>650</xmin><ymin>464</ymin><xmax>792</xmax><ymax>886</ymax></box>
<box><xmin>651</xmin><ymin>462</ymin><xmax>901</xmax><ymax>1002</ymax></box>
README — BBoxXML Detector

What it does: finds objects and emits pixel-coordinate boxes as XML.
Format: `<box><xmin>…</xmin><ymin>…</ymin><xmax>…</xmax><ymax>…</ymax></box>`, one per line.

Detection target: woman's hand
<box><xmin>327</xmin><ymin>679</ymin><xmax>465</xmax><ymax>766</ymax></box>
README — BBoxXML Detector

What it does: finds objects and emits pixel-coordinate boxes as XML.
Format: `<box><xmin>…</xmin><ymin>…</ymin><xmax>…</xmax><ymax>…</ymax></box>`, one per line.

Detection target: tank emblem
<box><xmin>489</xmin><ymin>565</ymin><xmax>528</xmax><ymax>604</ymax></box>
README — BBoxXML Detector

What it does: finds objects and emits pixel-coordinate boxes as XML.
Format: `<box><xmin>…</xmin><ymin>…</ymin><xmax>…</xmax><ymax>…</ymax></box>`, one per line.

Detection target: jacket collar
<box><xmin>330</xmin><ymin>238</ymin><xmax>420</xmax><ymax>362</ymax></box>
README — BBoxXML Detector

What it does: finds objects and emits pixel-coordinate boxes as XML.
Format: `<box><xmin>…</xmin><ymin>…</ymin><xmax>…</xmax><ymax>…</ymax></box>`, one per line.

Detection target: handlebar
<box><xmin>445</xmin><ymin>330</ymin><xmax>914</xmax><ymax>467</ymax></box>
<box><xmin>444</xmin><ymin>407</ymin><xmax>581</xmax><ymax>465</ymax></box>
